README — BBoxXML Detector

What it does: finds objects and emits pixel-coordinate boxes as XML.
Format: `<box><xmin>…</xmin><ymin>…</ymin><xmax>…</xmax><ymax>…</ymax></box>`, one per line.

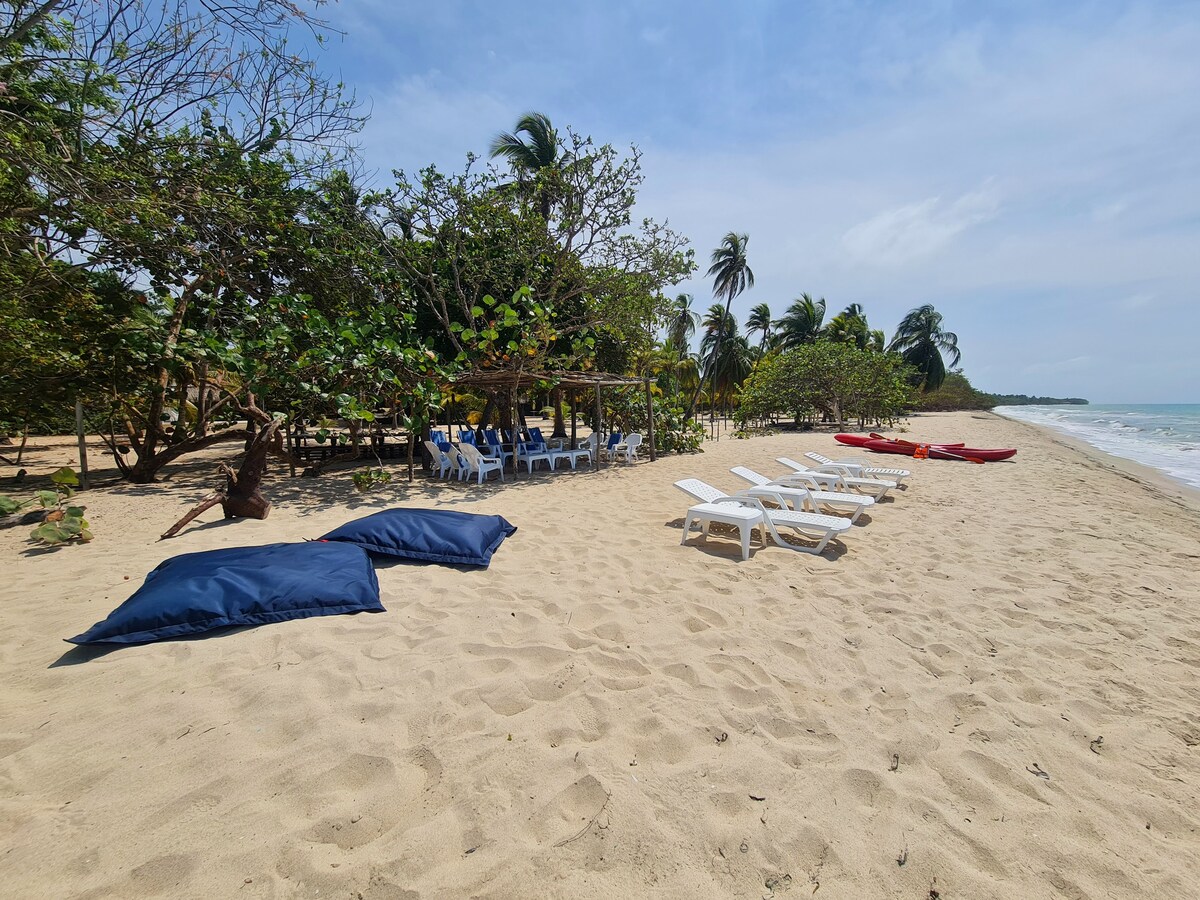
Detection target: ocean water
<box><xmin>995</xmin><ymin>404</ymin><xmax>1200</xmax><ymax>490</ymax></box>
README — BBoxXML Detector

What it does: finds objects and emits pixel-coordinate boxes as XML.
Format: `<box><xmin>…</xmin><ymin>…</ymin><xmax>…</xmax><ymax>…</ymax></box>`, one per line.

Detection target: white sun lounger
<box><xmin>801</xmin><ymin>451</ymin><xmax>911</xmax><ymax>484</ymax></box>
<box><xmin>773</xmin><ymin>457</ymin><xmax>896</xmax><ymax>499</ymax></box>
<box><xmin>730</xmin><ymin>467</ymin><xmax>874</xmax><ymax>522</ymax></box>
<box><xmin>674</xmin><ymin>478</ymin><xmax>852</xmax><ymax>557</ymax></box>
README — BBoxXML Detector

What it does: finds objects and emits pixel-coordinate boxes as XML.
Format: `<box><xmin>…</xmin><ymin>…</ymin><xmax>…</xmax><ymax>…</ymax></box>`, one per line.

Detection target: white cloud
<box><xmin>840</xmin><ymin>185</ymin><xmax>1001</xmax><ymax>265</ymax></box>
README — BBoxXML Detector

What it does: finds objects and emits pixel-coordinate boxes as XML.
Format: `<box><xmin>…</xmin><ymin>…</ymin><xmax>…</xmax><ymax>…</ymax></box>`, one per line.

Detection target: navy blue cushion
<box><xmin>67</xmin><ymin>542</ymin><xmax>383</xmax><ymax>645</ymax></box>
<box><xmin>319</xmin><ymin>508</ymin><xmax>517</xmax><ymax>567</ymax></box>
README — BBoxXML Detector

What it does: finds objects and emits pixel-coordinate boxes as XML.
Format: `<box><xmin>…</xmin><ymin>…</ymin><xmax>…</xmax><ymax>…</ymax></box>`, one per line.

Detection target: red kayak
<box><xmin>836</xmin><ymin>433</ymin><xmax>965</xmax><ymax>449</ymax></box>
<box><xmin>861</xmin><ymin>438</ymin><xmax>1017</xmax><ymax>463</ymax></box>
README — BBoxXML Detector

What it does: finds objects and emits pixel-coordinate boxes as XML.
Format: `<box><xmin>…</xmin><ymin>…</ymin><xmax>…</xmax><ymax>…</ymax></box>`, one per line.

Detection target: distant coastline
<box><xmin>986</xmin><ymin>393</ymin><xmax>1088</xmax><ymax>406</ymax></box>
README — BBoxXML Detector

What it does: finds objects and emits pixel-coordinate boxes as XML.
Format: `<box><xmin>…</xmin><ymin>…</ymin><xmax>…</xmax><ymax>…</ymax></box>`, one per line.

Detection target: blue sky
<box><xmin>311</xmin><ymin>1</ymin><xmax>1199</xmax><ymax>402</ymax></box>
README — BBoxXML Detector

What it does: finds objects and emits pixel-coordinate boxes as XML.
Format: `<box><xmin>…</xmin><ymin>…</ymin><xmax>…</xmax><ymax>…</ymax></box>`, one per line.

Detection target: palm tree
<box><xmin>665</xmin><ymin>293</ymin><xmax>700</xmax><ymax>357</ymax></box>
<box><xmin>488</xmin><ymin>111</ymin><xmax>563</xmax><ymax>220</ymax></box>
<box><xmin>687</xmin><ymin>232</ymin><xmax>754</xmax><ymax>418</ymax></box>
<box><xmin>746</xmin><ymin>302</ymin><xmax>773</xmax><ymax>353</ymax></box>
<box><xmin>699</xmin><ymin>303</ymin><xmax>737</xmax><ymax>368</ymax></box>
<box><xmin>825</xmin><ymin>303</ymin><xmax>871</xmax><ymax>349</ymax></box>
<box><xmin>774</xmin><ymin>294</ymin><xmax>826</xmax><ymax>349</ymax></box>
<box><xmin>711</xmin><ymin>333</ymin><xmax>754</xmax><ymax>416</ymax></box>
<box><xmin>887</xmin><ymin>304</ymin><xmax>961</xmax><ymax>391</ymax></box>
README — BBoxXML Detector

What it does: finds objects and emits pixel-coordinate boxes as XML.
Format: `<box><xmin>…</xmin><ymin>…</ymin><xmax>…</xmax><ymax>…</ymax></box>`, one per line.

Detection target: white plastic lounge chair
<box><xmin>730</xmin><ymin>466</ymin><xmax>874</xmax><ymax>523</ymax></box>
<box><xmin>674</xmin><ymin>478</ymin><xmax>851</xmax><ymax>557</ymax></box>
<box><xmin>458</xmin><ymin>442</ymin><xmax>505</xmax><ymax>484</ymax></box>
<box><xmin>612</xmin><ymin>433</ymin><xmax>643</xmax><ymax>464</ymax></box>
<box><xmin>423</xmin><ymin>440</ymin><xmax>453</xmax><ymax>479</ymax></box>
<box><xmin>773</xmin><ymin>457</ymin><xmax>896</xmax><ymax>499</ymax></box>
<box><xmin>803</xmin><ymin>451</ymin><xmax>910</xmax><ymax>484</ymax></box>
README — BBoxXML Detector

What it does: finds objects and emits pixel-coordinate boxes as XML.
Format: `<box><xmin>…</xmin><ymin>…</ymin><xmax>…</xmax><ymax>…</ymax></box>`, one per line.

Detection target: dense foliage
<box><xmin>0</xmin><ymin>2</ymin><xmax>695</xmax><ymax>480</ymax></box>
<box><xmin>735</xmin><ymin>343</ymin><xmax>915</xmax><ymax>428</ymax></box>
<box><xmin>914</xmin><ymin>372</ymin><xmax>996</xmax><ymax>412</ymax></box>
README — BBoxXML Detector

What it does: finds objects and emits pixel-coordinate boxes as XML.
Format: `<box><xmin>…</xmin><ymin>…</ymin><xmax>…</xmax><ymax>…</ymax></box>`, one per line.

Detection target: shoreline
<box><xmin>988</xmin><ymin>409</ymin><xmax>1200</xmax><ymax>511</ymax></box>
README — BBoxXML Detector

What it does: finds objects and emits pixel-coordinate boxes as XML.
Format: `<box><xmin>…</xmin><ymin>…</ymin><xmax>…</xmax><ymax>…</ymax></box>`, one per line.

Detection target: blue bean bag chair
<box><xmin>319</xmin><ymin>508</ymin><xmax>516</xmax><ymax>568</ymax></box>
<box><xmin>67</xmin><ymin>541</ymin><xmax>383</xmax><ymax>645</ymax></box>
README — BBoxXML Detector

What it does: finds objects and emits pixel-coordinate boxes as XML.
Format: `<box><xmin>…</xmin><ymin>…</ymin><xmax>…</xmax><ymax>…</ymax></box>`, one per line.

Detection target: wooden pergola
<box><xmin>446</xmin><ymin>368</ymin><xmax>655</xmax><ymax>471</ymax></box>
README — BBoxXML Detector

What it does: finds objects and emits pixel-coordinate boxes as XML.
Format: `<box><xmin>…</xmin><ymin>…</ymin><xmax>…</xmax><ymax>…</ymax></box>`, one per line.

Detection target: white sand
<box><xmin>2</xmin><ymin>411</ymin><xmax>1199</xmax><ymax>898</ymax></box>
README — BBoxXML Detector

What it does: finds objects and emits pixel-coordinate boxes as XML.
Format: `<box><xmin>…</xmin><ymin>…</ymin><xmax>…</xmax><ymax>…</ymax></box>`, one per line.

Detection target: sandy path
<box><xmin>1</xmin><ymin>412</ymin><xmax>1198</xmax><ymax>898</ymax></box>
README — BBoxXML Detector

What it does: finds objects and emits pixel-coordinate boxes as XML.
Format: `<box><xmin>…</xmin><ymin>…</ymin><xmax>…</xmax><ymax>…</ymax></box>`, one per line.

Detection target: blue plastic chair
<box><xmin>483</xmin><ymin>429</ymin><xmax>512</xmax><ymax>468</ymax></box>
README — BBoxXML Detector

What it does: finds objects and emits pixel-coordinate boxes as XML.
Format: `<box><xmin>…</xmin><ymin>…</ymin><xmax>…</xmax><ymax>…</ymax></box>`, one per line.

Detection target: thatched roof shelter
<box><xmin>445</xmin><ymin>368</ymin><xmax>654</xmax><ymax>469</ymax></box>
<box><xmin>447</xmin><ymin>369</ymin><xmax>642</xmax><ymax>391</ymax></box>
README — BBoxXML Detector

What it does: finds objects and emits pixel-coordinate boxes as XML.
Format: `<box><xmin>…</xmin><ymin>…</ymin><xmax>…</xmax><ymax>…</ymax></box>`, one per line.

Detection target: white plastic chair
<box><xmin>457</xmin><ymin>442</ymin><xmax>505</xmax><ymax>484</ymax></box>
<box><xmin>773</xmin><ymin>457</ymin><xmax>896</xmax><ymax>499</ymax></box>
<box><xmin>612</xmin><ymin>433</ymin><xmax>643</xmax><ymax>464</ymax></box>
<box><xmin>802</xmin><ymin>451</ymin><xmax>910</xmax><ymax>484</ymax></box>
<box><xmin>730</xmin><ymin>466</ymin><xmax>874</xmax><ymax>522</ymax></box>
<box><xmin>423</xmin><ymin>440</ymin><xmax>452</xmax><ymax>479</ymax></box>
<box><xmin>674</xmin><ymin>478</ymin><xmax>851</xmax><ymax>556</ymax></box>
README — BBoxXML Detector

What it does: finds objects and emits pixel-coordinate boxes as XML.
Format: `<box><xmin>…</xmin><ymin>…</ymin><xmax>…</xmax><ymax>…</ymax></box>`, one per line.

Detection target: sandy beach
<box><xmin>1</xmin><ymin>410</ymin><xmax>1198</xmax><ymax>899</ymax></box>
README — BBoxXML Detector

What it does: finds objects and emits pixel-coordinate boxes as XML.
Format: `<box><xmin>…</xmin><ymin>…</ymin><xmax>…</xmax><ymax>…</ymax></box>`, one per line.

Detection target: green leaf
<box><xmin>35</xmin><ymin>490</ymin><xmax>58</xmax><ymax>508</ymax></box>
<box><xmin>31</xmin><ymin>523</ymin><xmax>69</xmax><ymax>545</ymax></box>
<box><xmin>0</xmin><ymin>496</ymin><xmax>29</xmax><ymax>516</ymax></box>
<box><xmin>50</xmin><ymin>467</ymin><xmax>79</xmax><ymax>486</ymax></box>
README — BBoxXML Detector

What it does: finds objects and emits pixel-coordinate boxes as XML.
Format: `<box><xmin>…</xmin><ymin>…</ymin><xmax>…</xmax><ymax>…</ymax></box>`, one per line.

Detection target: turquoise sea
<box><xmin>995</xmin><ymin>404</ymin><xmax>1200</xmax><ymax>490</ymax></box>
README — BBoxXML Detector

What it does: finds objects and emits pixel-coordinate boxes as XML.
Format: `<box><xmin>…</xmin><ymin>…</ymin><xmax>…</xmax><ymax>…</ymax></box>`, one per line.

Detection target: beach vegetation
<box><xmin>351</xmin><ymin>468</ymin><xmax>393</xmax><ymax>492</ymax></box>
<box><xmin>917</xmin><ymin>372</ymin><xmax>996</xmax><ymax>412</ymax></box>
<box><xmin>0</xmin><ymin>467</ymin><xmax>92</xmax><ymax>546</ymax></box>
<box><xmin>377</xmin><ymin>132</ymin><xmax>693</xmax><ymax>382</ymax></box>
<box><xmin>735</xmin><ymin>343</ymin><xmax>915</xmax><ymax>429</ymax></box>
<box><xmin>746</xmin><ymin>303</ymin><xmax>775</xmax><ymax>355</ymax></box>
<box><xmin>687</xmin><ymin>232</ymin><xmax>754</xmax><ymax>418</ymax></box>
<box><xmin>773</xmin><ymin>294</ymin><xmax>827</xmax><ymax>350</ymax></box>
<box><xmin>887</xmin><ymin>304</ymin><xmax>961</xmax><ymax>392</ymax></box>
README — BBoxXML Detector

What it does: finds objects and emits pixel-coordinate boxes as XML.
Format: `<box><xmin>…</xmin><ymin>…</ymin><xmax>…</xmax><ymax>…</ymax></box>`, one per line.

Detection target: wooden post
<box><xmin>284</xmin><ymin>419</ymin><xmax>297</xmax><ymax>478</ymax></box>
<box><xmin>512</xmin><ymin>385</ymin><xmax>521</xmax><ymax>479</ymax></box>
<box><xmin>570</xmin><ymin>390</ymin><xmax>577</xmax><ymax>448</ymax></box>
<box><xmin>594</xmin><ymin>385</ymin><xmax>603</xmax><ymax>471</ymax></box>
<box><xmin>644</xmin><ymin>376</ymin><xmax>656</xmax><ymax>462</ymax></box>
<box><xmin>74</xmin><ymin>399</ymin><xmax>90</xmax><ymax>489</ymax></box>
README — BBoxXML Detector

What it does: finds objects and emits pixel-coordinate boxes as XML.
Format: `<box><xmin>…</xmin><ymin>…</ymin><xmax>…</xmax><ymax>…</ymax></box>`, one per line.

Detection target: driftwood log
<box><xmin>160</xmin><ymin>418</ymin><xmax>283</xmax><ymax>539</ymax></box>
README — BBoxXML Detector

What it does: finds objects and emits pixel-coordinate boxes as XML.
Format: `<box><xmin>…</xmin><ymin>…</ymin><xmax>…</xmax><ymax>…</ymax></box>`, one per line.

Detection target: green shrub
<box><xmin>0</xmin><ymin>468</ymin><xmax>93</xmax><ymax>546</ymax></box>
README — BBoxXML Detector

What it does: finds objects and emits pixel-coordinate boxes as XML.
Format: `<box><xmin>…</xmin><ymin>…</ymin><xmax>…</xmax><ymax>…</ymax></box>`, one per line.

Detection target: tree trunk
<box><xmin>160</xmin><ymin>419</ymin><xmax>283</xmax><ymax>539</ymax></box>
<box><xmin>16</xmin><ymin>421</ymin><xmax>29</xmax><ymax>465</ymax></box>
<box><xmin>127</xmin><ymin>427</ymin><xmax>253</xmax><ymax>483</ymax></box>
<box><xmin>550</xmin><ymin>386</ymin><xmax>567</xmax><ymax>438</ymax></box>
